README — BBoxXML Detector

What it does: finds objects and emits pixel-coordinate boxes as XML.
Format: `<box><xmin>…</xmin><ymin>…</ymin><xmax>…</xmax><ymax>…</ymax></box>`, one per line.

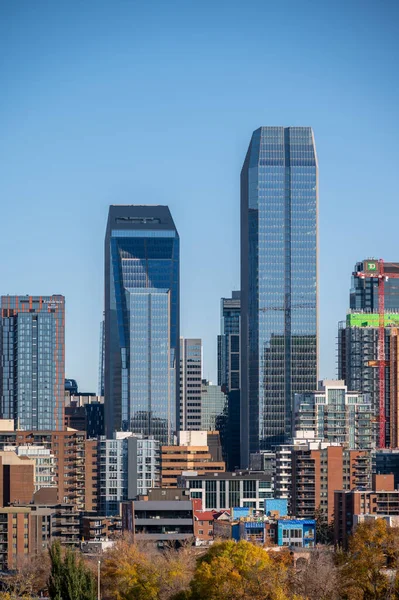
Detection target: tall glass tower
<box><xmin>0</xmin><ymin>295</ymin><xmax>65</xmax><ymax>431</ymax></box>
<box><xmin>104</xmin><ymin>206</ymin><xmax>179</xmax><ymax>444</ymax></box>
<box><xmin>240</xmin><ymin>127</ymin><xmax>318</xmax><ymax>464</ymax></box>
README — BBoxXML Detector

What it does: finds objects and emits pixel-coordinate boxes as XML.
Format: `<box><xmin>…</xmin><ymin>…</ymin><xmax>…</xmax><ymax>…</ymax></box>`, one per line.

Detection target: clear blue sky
<box><xmin>1</xmin><ymin>0</ymin><xmax>398</xmax><ymax>391</ymax></box>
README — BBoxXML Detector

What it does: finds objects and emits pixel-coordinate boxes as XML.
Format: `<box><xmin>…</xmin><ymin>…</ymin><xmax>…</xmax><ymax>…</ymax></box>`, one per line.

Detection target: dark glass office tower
<box><xmin>240</xmin><ymin>127</ymin><xmax>318</xmax><ymax>464</ymax></box>
<box><xmin>217</xmin><ymin>292</ymin><xmax>241</xmax><ymax>469</ymax></box>
<box><xmin>104</xmin><ymin>206</ymin><xmax>179</xmax><ymax>444</ymax></box>
<box><xmin>217</xmin><ymin>291</ymin><xmax>240</xmax><ymax>393</ymax></box>
<box><xmin>0</xmin><ymin>295</ymin><xmax>65</xmax><ymax>430</ymax></box>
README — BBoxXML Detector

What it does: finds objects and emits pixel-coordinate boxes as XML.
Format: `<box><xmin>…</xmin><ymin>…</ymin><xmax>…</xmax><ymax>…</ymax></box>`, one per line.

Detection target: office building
<box><xmin>98</xmin><ymin>319</ymin><xmax>105</xmax><ymax>396</ymax></box>
<box><xmin>104</xmin><ymin>206</ymin><xmax>179</xmax><ymax>443</ymax></box>
<box><xmin>0</xmin><ymin>295</ymin><xmax>65</xmax><ymax>431</ymax></box>
<box><xmin>241</xmin><ymin>127</ymin><xmax>318</xmax><ymax>464</ymax></box>
<box><xmin>179</xmin><ymin>338</ymin><xmax>202</xmax><ymax>430</ymax></box>
<box><xmin>218</xmin><ymin>292</ymin><xmax>240</xmax><ymax>392</ymax></box>
<box><xmin>161</xmin><ymin>431</ymin><xmax>225</xmax><ymax>487</ymax></box>
<box><xmin>294</xmin><ymin>380</ymin><xmax>373</xmax><ymax>449</ymax></box>
<box><xmin>122</xmin><ymin>488</ymin><xmax>195</xmax><ymax>545</ymax></box>
<box><xmin>200</xmin><ymin>380</ymin><xmax>226</xmax><ymax>432</ymax></box>
<box><xmin>217</xmin><ymin>292</ymin><xmax>241</xmax><ymax>470</ymax></box>
<box><xmin>65</xmin><ymin>396</ymin><xmax>105</xmax><ymax>438</ymax></box>
<box><xmin>178</xmin><ymin>471</ymin><xmax>273</xmax><ymax>511</ymax></box>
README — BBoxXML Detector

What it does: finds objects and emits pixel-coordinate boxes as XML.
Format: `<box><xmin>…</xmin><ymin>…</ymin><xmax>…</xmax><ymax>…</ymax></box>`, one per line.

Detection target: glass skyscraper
<box><xmin>240</xmin><ymin>127</ymin><xmax>318</xmax><ymax>464</ymax></box>
<box><xmin>0</xmin><ymin>295</ymin><xmax>65</xmax><ymax>430</ymax></box>
<box><xmin>104</xmin><ymin>205</ymin><xmax>179</xmax><ymax>444</ymax></box>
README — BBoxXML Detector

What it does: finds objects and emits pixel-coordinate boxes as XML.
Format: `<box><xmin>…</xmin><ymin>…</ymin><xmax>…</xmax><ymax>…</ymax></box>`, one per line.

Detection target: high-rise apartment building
<box><xmin>0</xmin><ymin>296</ymin><xmax>65</xmax><ymax>431</ymax></box>
<box><xmin>104</xmin><ymin>206</ymin><xmax>179</xmax><ymax>443</ymax></box>
<box><xmin>0</xmin><ymin>427</ymin><xmax>97</xmax><ymax>511</ymax></box>
<box><xmin>240</xmin><ymin>127</ymin><xmax>318</xmax><ymax>463</ymax></box>
<box><xmin>4</xmin><ymin>445</ymin><xmax>56</xmax><ymax>492</ymax></box>
<box><xmin>0</xmin><ymin>452</ymin><xmax>35</xmax><ymax>506</ymax></box>
<box><xmin>294</xmin><ymin>380</ymin><xmax>373</xmax><ymax>449</ymax></box>
<box><xmin>291</xmin><ymin>445</ymin><xmax>371</xmax><ymax>523</ymax></box>
<box><xmin>98</xmin><ymin>432</ymin><xmax>160</xmax><ymax>515</ymax></box>
<box><xmin>179</xmin><ymin>338</ymin><xmax>202</xmax><ymax>430</ymax></box>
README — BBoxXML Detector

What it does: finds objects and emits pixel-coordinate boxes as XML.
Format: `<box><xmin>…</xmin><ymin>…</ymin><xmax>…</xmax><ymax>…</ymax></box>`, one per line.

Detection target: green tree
<box><xmin>314</xmin><ymin>507</ymin><xmax>334</xmax><ymax>545</ymax></box>
<box><xmin>48</xmin><ymin>541</ymin><xmax>63</xmax><ymax>600</ymax></box>
<box><xmin>48</xmin><ymin>540</ymin><xmax>96</xmax><ymax>600</ymax></box>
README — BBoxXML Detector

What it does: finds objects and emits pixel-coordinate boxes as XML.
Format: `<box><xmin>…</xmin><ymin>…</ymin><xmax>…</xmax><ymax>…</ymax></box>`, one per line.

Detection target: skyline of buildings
<box><xmin>1</xmin><ymin>124</ymin><xmax>399</xmax><ymax>565</ymax></box>
<box><xmin>240</xmin><ymin>126</ymin><xmax>318</xmax><ymax>465</ymax></box>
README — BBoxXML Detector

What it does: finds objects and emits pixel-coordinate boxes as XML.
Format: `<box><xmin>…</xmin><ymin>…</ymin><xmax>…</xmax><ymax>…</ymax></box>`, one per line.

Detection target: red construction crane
<box><xmin>354</xmin><ymin>259</ymin><xmax>399</xmax><ymax>448</ymax></box>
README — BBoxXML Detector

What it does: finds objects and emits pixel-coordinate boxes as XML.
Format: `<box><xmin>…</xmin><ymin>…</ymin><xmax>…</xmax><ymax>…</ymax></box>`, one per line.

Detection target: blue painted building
<box><xmin>277</xmin><ymin>519</ymin><xmax>315</xmax><ymax>547</ymax></box>
<box><xmin>264</xmin><ymin>498</ymin><xmax>288</xmax><ymax>517</ymax></box>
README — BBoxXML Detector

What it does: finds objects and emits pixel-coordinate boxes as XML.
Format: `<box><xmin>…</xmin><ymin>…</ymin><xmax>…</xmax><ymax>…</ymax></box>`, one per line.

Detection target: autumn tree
<box><xmin>0</xmin><ymin>552</ymin><xmax>50</xmax><ymax>599</ymax></box>
<box><xmin>101</xmin><ymin>537</ymin><xmax>196</xmax><ymax>600</ymax></box>
<box><xmin>340</xmin><ymin>519</ymin><xmax>399</xmax><ymax>600</ymax></box>
<box><xmin>187</xmin><ymin>539</ymin><xmax>300</xmax><ymax>600</ymax></box>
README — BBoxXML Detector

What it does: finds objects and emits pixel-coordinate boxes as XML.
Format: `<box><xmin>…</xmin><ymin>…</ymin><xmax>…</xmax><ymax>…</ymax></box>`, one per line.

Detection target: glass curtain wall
<box><xmin>241</xmin><ymin>127</ymin><xmax>318</xmax><ymax>462</ymax></box>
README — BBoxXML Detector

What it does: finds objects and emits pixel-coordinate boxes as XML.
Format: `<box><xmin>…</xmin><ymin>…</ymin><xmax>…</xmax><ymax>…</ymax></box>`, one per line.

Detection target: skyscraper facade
<box><xmin>217</xmin><ymin>292</ymin><xmax>241</xmax><ymax>470</ymax></box>
<box><xmin>351</xmin><ymin>260</ymin><xmax>399</xmax><ymax>311</ymax></box>
<box><xmin>241</xmin><ymin>127</ymin><xmax>318</xmax><ymax>464</ymax></box>
<box><xmin>0</xmin><ymin>295</ymin><xmax>65</xmax><ymax>431</ymax></box>
<box><xmin>98</xmin><ymin>318</ymin><xmax>105</xmax><ymax>396</ymax></box>
<box><xmin>104</xmin><ymin>206</ymin><xmax>179</xmax><ymax>443</ymax></box>
<box><xmin>179</xmin><ymin>338</ymin><xmax>202</xmax><ymax>431</ymax></box>
<box><xmin>339</xmin><ymin>259</ymin><xmax>399</xmax><ymax>448</ymax></box>
<box><xmin>200</xmin><ymin>380</ymin><xmax>227</xmax><ymax>432</ymax></box>
<box><xmin>217</xmin><ymin>291</ymin><xmax>240</xmax><ymax>393</ymax></box>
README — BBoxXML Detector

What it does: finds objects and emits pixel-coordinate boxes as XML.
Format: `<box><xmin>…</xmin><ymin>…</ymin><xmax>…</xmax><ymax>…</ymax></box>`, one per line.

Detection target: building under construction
<box><xmin>339</xmin><ymin>259</ymin><xmax>399</xmax><ymax>449</ymax></box>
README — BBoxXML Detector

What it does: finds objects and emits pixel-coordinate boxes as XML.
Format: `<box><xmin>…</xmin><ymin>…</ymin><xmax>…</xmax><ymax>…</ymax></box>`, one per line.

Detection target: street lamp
<box><xmin>98</xmin><ymin>559</ymin><xmax>101</xmax><ymax>600</ymax></box>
